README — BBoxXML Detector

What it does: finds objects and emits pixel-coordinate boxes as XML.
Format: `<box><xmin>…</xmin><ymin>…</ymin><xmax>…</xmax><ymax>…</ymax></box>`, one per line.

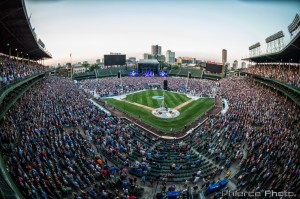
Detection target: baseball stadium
<box><xmin>0</xmin><ymin>0</ymin><xmax>299</xmax><ymax>199</ymax></box>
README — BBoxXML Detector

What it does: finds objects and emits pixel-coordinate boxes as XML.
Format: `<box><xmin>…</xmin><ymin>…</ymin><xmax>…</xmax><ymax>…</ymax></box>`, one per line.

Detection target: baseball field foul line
<box><xmin>174</xmin><ymin>99</ymin><xmax>194</xmax><ymax>110</ymax></box>
<box><xmin>122</xmin><ymin>100</ymin><xmax>154</xmax><ymax>111</ymax></box>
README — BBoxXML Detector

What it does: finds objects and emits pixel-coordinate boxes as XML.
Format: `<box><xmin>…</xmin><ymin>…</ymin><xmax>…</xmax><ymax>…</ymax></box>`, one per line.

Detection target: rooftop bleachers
<box><xmin>191</xmin><ymin>69</ymin><xmax>203</xmax><ymax>78</ymax></box>
<box><xmin>73</xmin><ymin>70</ymin><xmax>95</xmax><ymax>78</ymax></box>
<box><xmin>178</xmin><ymin>69</ymin><xmax>189</xmax><ymax>76</ymax></box>
<box><xmin>202</xmin><ymin>73</ymin><xmax>223</xmax><ymax>80</ymax></box>
<box><xmin>169</xmin><ymin>69</ymin><xmax>180</xmax><ymax>76</ymax></box>
<box><xmin>95</xmin><ymin>68</ymin><xmax>112</xmax><ymax>77</ymax></box>
<box><xmin>110</xmin><ymin>67</ymin><xmax>121</xmax><ymax>76</ymax></box>
<box><xmin>168</xmin><ymin>68</ymin><xmax>203</xmax><ymax>78</ymax></box>
<box><xmin>95</xmin><ymin>66</ymin><xmax>134</xmax><ymax>78</ymax></box>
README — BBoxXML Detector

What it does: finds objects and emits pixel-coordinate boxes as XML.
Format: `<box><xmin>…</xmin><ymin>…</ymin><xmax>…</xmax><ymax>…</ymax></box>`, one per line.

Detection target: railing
<box><xmin>263</xmin><ymin>77</ymin><xmax>300</xmax><ymax>93</ymax></box>
<box><xmin>241</xmin><ymin>72</ymin><xmax>300</xmax><ymax>106</ymax></box>
<box><xmin>0</xmin><ymin>70</ymin><xmax>53</xmax><ymax>98</ymax></box>
<box><xmin>0</xmin><ymin>73</ymin><xmax>44</xmax><ymax>104</ymax></box>
<box><xmin>0</xmin><ymin>75</ymin><xmax>45</xmax><ymax>199</ymax></box>
<box><xmin>241</xmin><ymin>72</ymin><xmax>300</xmax><ymax>94</ymax></box>
<box><xmin>0</xmin><ymin>75</ymin><xmax>36</xmax><ymax>95</ymax></box>
<box><xmin>0</xmin><ymin>75</ymin><xmax>44</xmax><ymax>119</ymax></box>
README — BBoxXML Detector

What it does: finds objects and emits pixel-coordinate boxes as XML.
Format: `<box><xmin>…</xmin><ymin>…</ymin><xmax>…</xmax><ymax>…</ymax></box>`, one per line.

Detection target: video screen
<box><xmin>104</xmin><ymin>55</ymin><xmax>126</xmax><ymax>66</ymax></box>
<box><xmin>206</xmin><ymin>63</ymin><xmax>223</xmax><ymax>73</ymax></box>
<box><xmin>142</xmin><ymin>70</ymin><xmax>155</xmax><ymax>77</ymax></box>
<box><xmin>158</xmin><ymin>71</ymin><xmax>168</xmax><ymax>77</ymax></box>
<box><xmin>128</xmin><ymin>70</ymin><xmax>138</xmax><ymax>76</ymax></box>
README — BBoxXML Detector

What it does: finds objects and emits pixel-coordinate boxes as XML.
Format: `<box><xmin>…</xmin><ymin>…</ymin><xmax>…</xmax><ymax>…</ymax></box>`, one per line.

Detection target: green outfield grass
<box><xmin>125</xmin><ymin>90</ymin><xmax>190</xmax><ymax>108</ymax></box>
<box><xmin>105</xmin><ymin>91</ymin><xmax>214</xmax><ymax>133</ymax></box>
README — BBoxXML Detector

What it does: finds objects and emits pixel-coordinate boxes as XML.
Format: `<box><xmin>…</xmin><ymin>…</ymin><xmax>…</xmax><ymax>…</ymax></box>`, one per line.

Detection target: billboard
<box><xmin>104</xmin><ymin>55</ymin><xmax>126</xmax><ymax>66</ymax></box>
<box><xmin>206</xmin><ymin>63</ymin><xmax>223</xmax><ymax>73</ymax></box>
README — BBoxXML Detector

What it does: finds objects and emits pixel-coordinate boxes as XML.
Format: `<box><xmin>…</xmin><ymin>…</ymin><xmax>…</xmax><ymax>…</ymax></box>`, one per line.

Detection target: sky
<box><xmin>25</xmin><ymin>0</ymin><xmax>300</xmax><ymax>66</ymax></box>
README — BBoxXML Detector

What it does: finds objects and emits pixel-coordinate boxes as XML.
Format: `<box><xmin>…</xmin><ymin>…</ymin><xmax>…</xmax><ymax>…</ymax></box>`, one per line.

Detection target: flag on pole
<box><xmin>70</xmin><ymin>53</ymin><xmax>73</xmax><ymax>79</ymax></box>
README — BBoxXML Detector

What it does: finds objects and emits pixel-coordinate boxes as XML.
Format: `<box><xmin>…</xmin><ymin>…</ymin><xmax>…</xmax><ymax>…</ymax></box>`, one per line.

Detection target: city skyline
<box><xmin>25</xmin><ymin>0</ymin><xmax>300</xmax><ymax>66</ymax></box>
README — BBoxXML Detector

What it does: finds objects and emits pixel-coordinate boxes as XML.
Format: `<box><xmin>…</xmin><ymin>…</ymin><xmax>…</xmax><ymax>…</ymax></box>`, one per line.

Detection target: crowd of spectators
<box><xmin>1</xmin><ymin>72</ymin><xmax>300</xmax><ymax>198</ymax></box>
<box><xmin>81</xmin><ymin>76</ymin><xmax>217</xmax><ymax>98</ymax></box>
<box><xmin>244</xmin><ymin>63</ymin><xmax>300</xmax><ymax>88</ymax></box>
<box><xmin>0</xmin><ymin>77</ymin><xmax>144</xmax><ymax>199</ymax></box>
<box><xmin>200</xmin><ymin>76</ymin><xmax>300</xmax><ymax>194</ymax></box>
<box><xmin>0</xmin><ymin>54</ymin><xmax>48</xmax><ymax>87</ymax></box>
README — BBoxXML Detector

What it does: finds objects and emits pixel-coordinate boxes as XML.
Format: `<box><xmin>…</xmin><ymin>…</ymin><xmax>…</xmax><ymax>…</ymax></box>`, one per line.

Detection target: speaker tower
<box><xmin>163</xmin><ymin>80</ymin><xmax>168</xmax><ymax>90</ymax></box>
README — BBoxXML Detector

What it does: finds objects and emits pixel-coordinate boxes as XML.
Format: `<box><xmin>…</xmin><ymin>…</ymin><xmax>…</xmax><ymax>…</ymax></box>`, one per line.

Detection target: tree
<box><xmin>171</xmin><ymin>64</ymin><xmax>179</xmax><ymax>70</ymax></box>
<box><xmin>89</xmin><ymin>64</ymin><xmax>100</xmax><ymax>71</ymax></box>
<box><xmin>82</xmin><ymin>63</ymin><xmax>90</xmax><ymax>69</ymax></box>
<box><xmin>56</xmin><ymin>66</ymin><xmax>64</xmax><ymax>70</ymax></box>
<box><xmin>161</xmin><ymin>62</ymin><xmax>169</xmax><ymax>70</ymax></box>
<box><xmin>167</xmin><ymin>64</ymin><xmax>172</xmax><ymax>70</ymax></box>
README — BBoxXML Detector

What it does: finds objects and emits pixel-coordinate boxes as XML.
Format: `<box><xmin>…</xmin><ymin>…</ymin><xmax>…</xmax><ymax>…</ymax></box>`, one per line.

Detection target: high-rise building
<box><xmin>143</xmin><ymin>53</ymin><xmax>153</xmax><ymax>60</ymax></box>
<box><xmin>233</xmin><ymin>60</ymin><xmax>238</xmax><ymax>70</ymax></box>
<box><xmin>143</xmin><ymin>53</ymin><xmax>165</xmax><ymax>62</ymax></box>
<box><xmin>156</xmin><ymin>55</ymin><xmax>165</xmax><ymax>62</ymax></box>
<box><xmin>151</xmin><ymin>45</ymin><xmax>162</xmax><ymax>55</ymax></box>
<box><xmin>241</xmin><ymin>61</ymin><xmax>246</xmax><ymax>69</ymax></box>
<box><xmin>166</xmin><ymin>50</ymin><xmax>175</xmax><ymax>64</ymax></box>
<box><xmin>222</xmin><ymin>49</ymin><xmax>227</xmax><ymax>64</ymax></box>
<box><xmin>96</xmin><ymin>59</ymin><xmax>101</xmax><ymax>64</ymax></box>
<box><xmin>177</xmin><ymin>57</ymin><xmax>196</xmax><ymax>65</ymax></box>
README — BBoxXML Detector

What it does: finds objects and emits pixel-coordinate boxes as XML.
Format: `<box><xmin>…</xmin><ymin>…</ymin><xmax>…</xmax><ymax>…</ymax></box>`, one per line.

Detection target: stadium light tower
<box><xmin>265</xmin><ymin>31</ymin><xmax>285</xmax><ymax>53</ymax></box>
<box><xmin>288</xmin><ymin>14</ymin><xmax>300</xmax><ymax>39</ymax></box>
<box><xmin>185</xmin><ymin>72</ymin><xmax>190</xmax><ymax>91</ymax></box>
<box><xmin>7</xmin><ymin>43</ymin><xmax>11</xmax><ymax>59</ymax></box>
<box><xmin>15</xmin><ymin>48</ymin><xmax>18</xmax><ymax>63</ymax></box>
<box><xmin>119</xmin><ymin>70</ymin><xmax>124</xmax><ymax>94</ymax></box>
<box><xmin>249</xmin><ymin>42</ymin><xmax>261</xmax><ymax>57</ymax></box>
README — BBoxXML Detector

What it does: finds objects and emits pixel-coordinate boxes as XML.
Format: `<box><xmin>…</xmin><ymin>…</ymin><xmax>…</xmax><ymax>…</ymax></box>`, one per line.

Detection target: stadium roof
<box><xmin>0</xmin><ymin>0</ymin><xmax>52</xmax><ymax>60</ymax></box>
<box><xmin>138</xmin><ymin>59</ymin><xmax>160</xmax><ymax>64</ymax></box>
<box><xmin>242</xmin><ymin>31</ymin><xmax>300</xmax><ymax>63</ymax></box>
